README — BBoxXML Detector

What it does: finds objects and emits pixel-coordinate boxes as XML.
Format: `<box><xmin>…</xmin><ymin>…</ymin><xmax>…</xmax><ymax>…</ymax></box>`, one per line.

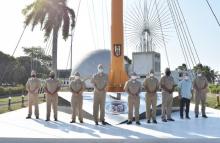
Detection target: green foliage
<box><xmin>206</xmin><ymin>93</ymin><xmax>220</xmax><ymax>110</ymax></box>
<box><xmin>176</xmin><ymin>63</ymin><xmax>217</xmax><ymax>83</ymax></box>
<box><xmin>0</xmin><ymin>94</ymin><xmax>45</xmax><ymax>114</ymax></box>
<box><xmin>0</xmin><ymin>48</ymin><xmax>50</xmax><ymax>85</ymax></box>
<box><xmin>0</xmin><ymin>51</ymin><xmax>19</xmax><ymax>85</ymax></box>
<box><xmin>0</xmin><ymin>85</ymin><xmax>25</xmax><ymax>96</ymax></box>
<box><xmin>177</xmin><ymin>63</ymin><xmax>187</xmax><ymax>71</ymax></box>
<box><xmin>22</xmin><ymin>0</ymin><xmax>75</xmax><ymax>41</ymax></box>
<box><xmin>22</xmin><ymin>46</ymin><xmax>52</xmax><ymax>66</ymax></box>
<box><xmin>209</xmin><ymin>84</ymin><xmax>220</xmax><ymax>94</ymax></box>
<box><xmin>22</xmin><ymin>0</ymin><xmax>76</xmax><ymax>73</ymax></box>
<box><xmin>193</xmin><ymin>64</ymin><xmax>216</xmax><ymax>83</ymax></box>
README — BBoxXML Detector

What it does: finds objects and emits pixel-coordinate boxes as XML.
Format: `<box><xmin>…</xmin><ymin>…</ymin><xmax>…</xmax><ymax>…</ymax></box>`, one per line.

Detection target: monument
<box><xmin>107</xmin><ymin>0</ymin><xmax>129</xmax><ymax>92</ymax></box>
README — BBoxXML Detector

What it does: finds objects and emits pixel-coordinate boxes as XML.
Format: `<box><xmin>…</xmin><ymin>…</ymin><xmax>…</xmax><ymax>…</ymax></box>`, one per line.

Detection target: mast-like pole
<box><xmin>108</xmin><ymin>0</ymin><xmax>128</xmax><ymax>92</ymax></box>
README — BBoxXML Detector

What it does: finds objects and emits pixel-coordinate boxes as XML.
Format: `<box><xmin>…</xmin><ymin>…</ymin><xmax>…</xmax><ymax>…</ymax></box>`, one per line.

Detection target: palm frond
<box><xmin>23</xmin><ymin>0</ymin><xmax>76</xmax><ymax>42</ymax></box>
<box><xmin>43</xmin><ymin>14</ymin><xmax>53</xmax><ymax>41</ymax></box>
<box><xmin>62</xmin><ymin>9</ymin><xmax>70</xmax><ymax>40</ymax></box>
<box><xmin>22</xmin><ymin>2</ymin><xmax>35</xmax><ymax>15</ymax></box>
<box><xmin>40</xmin><ymin>10</ymin><xmax>47</xmax><ymax>29</ymax></box>
<box><xmin>24</xmin><ymin>12</ymin><xmax>35</xmax><ymax>26</ymax></box>
<box><xmin>67</xmin><ymin>7</ymin><xmax>75</xmax><ymax>29</ymax></box>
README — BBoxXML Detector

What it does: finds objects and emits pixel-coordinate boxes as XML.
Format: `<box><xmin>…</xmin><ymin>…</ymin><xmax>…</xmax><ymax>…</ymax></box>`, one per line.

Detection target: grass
<box><xmin>191</xmin><ymin>93</ymin><xmax>220</xmax><ymax>110</ymax></box>
<box><xmin>0</xmin><ymin>92</ymin><xmax>219</xmax><ymax>114</ymax></box>
<box><xmin>0</xmin><ymin>94</ymin><xmax>45</xmax><ymax>114</ymax></box>
<box><xmin>206</xmin><ymin>93</ymin><xmax>220</xmax><ymax>110</ymax></box>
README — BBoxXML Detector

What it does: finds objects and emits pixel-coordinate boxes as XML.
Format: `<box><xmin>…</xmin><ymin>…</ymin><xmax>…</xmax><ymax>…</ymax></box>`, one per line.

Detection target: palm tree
<box><xmin>22</xmin><ymin>0</ymin><xmax>75</xmax><ymax>76</ymax></box>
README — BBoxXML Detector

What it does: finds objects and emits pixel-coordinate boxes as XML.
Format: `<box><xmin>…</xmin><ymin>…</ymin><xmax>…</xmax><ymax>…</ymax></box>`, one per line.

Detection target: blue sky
<box><xmin>0</xmin><ymin>0</ymin><xmax>219</xmax><ymax>71</ymax></box>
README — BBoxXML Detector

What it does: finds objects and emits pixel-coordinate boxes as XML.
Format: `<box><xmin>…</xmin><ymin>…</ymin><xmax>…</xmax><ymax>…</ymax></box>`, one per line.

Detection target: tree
<box><xmin>22</xmin><ymin>0</ymin><xmax>75</xmax><ymax>75</ymax></box>
<box><xmin>17</xmin><ymin>56</ymin><xmax>50</xmax><ymax>83</ymax></box>
<box><xmin>22</xmin><ymin>46</ymin><xmax>52</xmax><ymax>67</ymax></box>
<box><xmin>193</xmin><ymin>64</ymin><xmax>216</xmax><ymax>83</ymax></box>
<box><xmin>0</xmin><ymin>51</ymin><xmax>17</xmax><ymax>85</ymax></box>
<box><xmin>177</xmin><ymin>63</ymin><xmax>187</xmax><ymax>71</ymax></box>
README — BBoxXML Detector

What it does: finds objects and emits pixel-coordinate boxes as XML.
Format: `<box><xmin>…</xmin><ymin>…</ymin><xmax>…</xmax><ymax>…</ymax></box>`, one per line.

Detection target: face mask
<box><xmin>75</xmin><ymin>76</ymin><xmax>80</xmax><ymax>80</ymax></box>
<box><xmin>166</xmin><ymin>71</ymin><xmax>171</xmax><ymax>76</ymax></box>
<box><xmin>31</xmin><ymin>75</ymin><xmax>36</xmax><ymax>78</ymax></box>
<box><xmin>197</xmin><ymin>74</ymin><xmax>202</xmax><ymax>77</ymax></box>
<box><xmin>131</xmin><ymin>76</ymin><xmax>137</xmax><ymax>80</ymax></box>
<box><xmin>184</xmin><ymin>76</ymin><xmax>189</xmax><ymax>80</ymax></box>
<box><xmin>150</xmin><ymin>73</ymin><xmax>154</xmax><ymax>77</ymax></box>
<box><xmin>98</xmin><ymin>68</ymin><xmax>104</xmax><ymax>73</ymax></box>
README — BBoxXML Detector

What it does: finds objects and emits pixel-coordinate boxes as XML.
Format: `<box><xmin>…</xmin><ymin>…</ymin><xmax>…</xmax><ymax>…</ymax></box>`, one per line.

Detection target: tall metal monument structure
<box><xmin>125</xmin><ymin>0</ymin><xmax>172</xmax><ymax>53</ymax></box>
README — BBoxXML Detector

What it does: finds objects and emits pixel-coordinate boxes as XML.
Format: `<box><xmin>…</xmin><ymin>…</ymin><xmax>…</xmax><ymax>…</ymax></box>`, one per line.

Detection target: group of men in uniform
<box><xmin>25</xmin><ymin>65</ymin><xmax>209</xmax><ymax>125</ymax></box>
<box><xmin>124</xmin><ymin>68</ymin><xmax>175</xmax><ymax>125</ymax></box>
<box><xmin>26</xmin><ymin>71</ymin><xmax>61</xmax><ymax>121</ymax></box>
<box><xmin>25</xmin><ymin>64</ymin><xmax>109</xmax><ymax>125</ymax></box>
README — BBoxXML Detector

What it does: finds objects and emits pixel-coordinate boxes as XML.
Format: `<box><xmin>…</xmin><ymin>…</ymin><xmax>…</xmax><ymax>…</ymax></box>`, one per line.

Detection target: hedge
<box><xmin>209</xmin><ymin>84</ymin><xmax>220</xmax><ymax>94</ymax></box>
<box><xmin>0</xmin><ymin>85</ymin><xmax>25</xmax><ymax>96</ymax></box>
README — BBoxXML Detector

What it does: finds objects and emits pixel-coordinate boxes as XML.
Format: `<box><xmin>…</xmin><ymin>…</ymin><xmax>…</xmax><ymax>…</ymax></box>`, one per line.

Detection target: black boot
<box><xmin>70</xmin><ymin>120</ymin><xmax>75</xmax><ymax>123</ymax></box>
<box><xmin>136</xmin><ymin>121</ymin><xmax>141</xmax><ymax>125</ymax></box>
<box><xmin>127</xmin><ymin>121</ymin><xmax>132</xmax><ymax>125</ymax></box>
<box><xmin>167</xmin><ymin>118</ymin><xmax>175</xmax><ymax>121</ymax></box>
<box><xmin>153</xmin><ymin>120</ymin><xmax>157</xmax><ymax>124</ymax></box>
<box><xmin>186</xmin><ymin>114</ymin><xmax>190</xmax><ymax>119</ymax></box>
<box><xmin>101</xmin><ymin>121</ymin><xmax>107</xmax><ymax>125</ymax></box>
<box><xmin>26</xmin><ymin>116</ymin><xmax>31</xmax><ymax>119</ymax></box>
<box><xmin>202</xmin><ymin>115</ymin><xmax>208</xmax><ymax>118</ymax></box>
<box><xmin>162</xmin><ymin>119</ymin><xmax>167</xmax><ymax>122</ymax></box>
<box><xmin>80</xmin><ymin>120</ymin><xmax>84</xmax><ymax>123</ymax></box>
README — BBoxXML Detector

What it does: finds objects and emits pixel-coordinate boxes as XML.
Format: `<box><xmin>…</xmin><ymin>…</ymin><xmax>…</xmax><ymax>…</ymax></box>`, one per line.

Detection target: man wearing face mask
<box><xmin>160</xmin><ymin>68</ymin><xmax>175</xmax><ymax>122</ymax></box>
<box><xmin>143</xmin><ymin>70</ymin><xmax>159</xmax><ymax>124</ymax></box>
<box><xmin>91</xmin><ymin>64</ymin><xmax>108</xmax><ymax>125</ymax></box>
<box><xmin>124</xmin><ymin>72</ymin><xmax>142</xmax><ymax>125</ymax></box>
<box><xmin>193</xmin><ymin>69</ymin><xmax>209</xmax><ymax>118</ymax></box>
<box><xmin>69</xmin><ymin>72</ymin><xmax>85</xmax><ymax>123</ymax></box>
<box><xmin>26</xmin><ymin>70</ymin><xmax>41</xmax><ymax>119</ymax></box>
<box><xmin>45</xmin><ymin>71</ymin><xmax>61</xmax><ymax>121</ymax></box>
<box><xmin>178</xmin><ymin>72</ymin><xmax>192</xmax><ymax>119</ymax></box>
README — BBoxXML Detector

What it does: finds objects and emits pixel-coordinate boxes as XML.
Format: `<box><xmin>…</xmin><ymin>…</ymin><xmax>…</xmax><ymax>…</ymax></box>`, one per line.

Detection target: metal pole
<box><xmin>43</xmin><ymin>93</ymin><xmax>46</xmax><ymax>102</ymax></box>
<box><xmin>8</xmin><ymin>96</ymin><xmax>12</xmax><ymax>110</ymax></box>
<box><xmin>205</xmin><ymin>0</ymin><xmax>220</xmax><ymax>27</ymax></box>
<box><xmin>70</xmin><ymin>34</ymin><xmax>73</xmax><ymax>70</ymax></box>
<box><xmin>117</xmin><ymin>93</ymin><xmax>121</xmax><ymax>100</ymax></box>
<box><xmin>21</xmin><ymin>95</ymin><xmax>25</xmax><ymax>107</ymax></box>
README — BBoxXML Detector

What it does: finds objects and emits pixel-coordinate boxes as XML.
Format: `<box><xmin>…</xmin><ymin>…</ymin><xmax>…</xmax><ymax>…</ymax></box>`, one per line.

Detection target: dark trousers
<box><xmin>180</xmin><ymin>98</ymin><xmax>190</xmax><ymax>117</ymax></box>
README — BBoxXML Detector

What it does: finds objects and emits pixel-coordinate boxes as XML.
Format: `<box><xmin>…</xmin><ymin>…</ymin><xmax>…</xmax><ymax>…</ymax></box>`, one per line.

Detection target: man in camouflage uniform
<box><xmin>124</xmin><ymin>72</ymin><xmax>142</xmax><ymax>125</ymax></box>
<box><xmin>45</xmin><ymin>71</ymin><xmax>61</xmax><ymax>121</ymax></box>
<box><xmin>143</xmin><ymin>70</ymin><xmax>159</xmax><ymax>124</ymax></box>
<box><xmin>26</xmin><ymin>70</ymin><xmax>41</xmax><ymax>119</ymax></box>
<box><xmin>160</xmin><ymin>68</ymin><xmax>175</xmax><ymax>122</ymax></box>
<box><xmin>91</xmin><ymin>64</ymin><xmax>108</xmax><ymax>125</ymax></box>
<box><xmin>193</xmin><ymin>69</ymin><xmax>208</xmax><ymax>118</ymax></box>
<box><xmin>69</xmin><ymin>72</ymin><xmax>85</xmax><ymax>123</ymax></box>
